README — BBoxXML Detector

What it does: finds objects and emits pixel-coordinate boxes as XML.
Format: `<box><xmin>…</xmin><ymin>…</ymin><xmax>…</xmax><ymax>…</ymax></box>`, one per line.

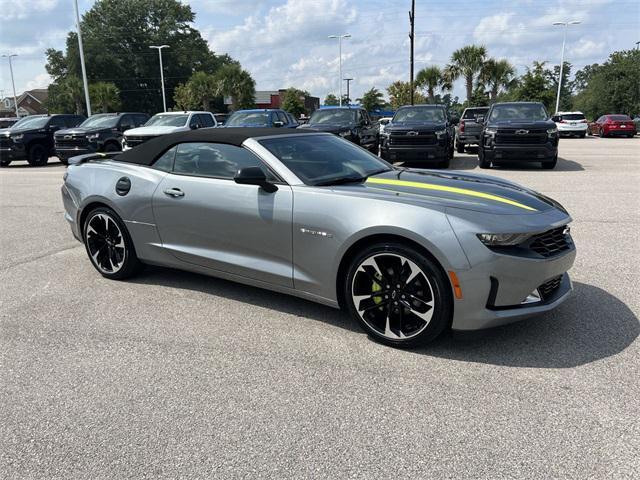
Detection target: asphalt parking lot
<box><xmin>1</xmin><ymin>136</ymin><xmax>639</xmax><ymax>478</ymax></box>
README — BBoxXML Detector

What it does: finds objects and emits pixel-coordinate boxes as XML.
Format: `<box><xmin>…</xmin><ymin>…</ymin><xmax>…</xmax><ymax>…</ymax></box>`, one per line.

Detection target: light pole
<box><xmin>636</xmin><ymin>41</ymin><xmax>640</xmax><ymax>50</ymax></box>
<box><xmin>1</xmin><ymin>54</ymin><xmax>19</xmax><ymax>117</ymax></box>
<box><xmin>343</xmin><ymin>78</ymin><xmax>353</xmax><ymax>106</ymax></box>
<box><xmin>73</xmin><ymin>0</ymin><xmax>91</xmax><ymax>116</ymax></box>
<box><xmin>553</xmin><ymin>20</ymin><xmax>581</xmax><ymax>114</ymax></box>
<box><xmin>328</xmin><ymin>34</ymin><xmax>351</xmax><ymax>107</ymax></box>
<box><xmin>150</xmin><ymin>45</ymin><xmax>169</xmax><ymax>112</ymax></box>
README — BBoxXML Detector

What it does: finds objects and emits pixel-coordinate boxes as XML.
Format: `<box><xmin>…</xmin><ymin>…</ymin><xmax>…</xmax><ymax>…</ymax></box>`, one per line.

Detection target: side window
<box><xmin>172</xmin><ymin>142</ymin><xmax>273</xmax><ymax>180</ymax></box>
<box><xmin>199</xmin><ymin>114</ymin><xmax>215</xmax><ymax>128</ymax></box>
<box><xmin>119</xmin><ymin>115</ymin><xmax>135</xmax><ymax>130</ymax></box>
<box><xmin>68</xmin><ymin>116</ymin><xmax>83</xmax><ymax>127</ymax></box>
<box><xmin>189</xmin><ymin>115</ymin><xmax>200</xmax><ymax>128</ymax></box>
<box><xmin>135</xmin><ymin>115</ymin><xmax>148</xmax><ymax>126</ymax></box>
<box><xmin>278</xmin><ymin>112</ymin><xmax>289</xmax><ymax>124</ymax></box>
<box><xmin>152</xmin><ymin>146</ymin><xmax>177</xmax><ymax>172</ymax></box>
<box><xmin>50</xmin><ymin>116</ymin><xmax>67</xmax><ymax>129</ymax></box>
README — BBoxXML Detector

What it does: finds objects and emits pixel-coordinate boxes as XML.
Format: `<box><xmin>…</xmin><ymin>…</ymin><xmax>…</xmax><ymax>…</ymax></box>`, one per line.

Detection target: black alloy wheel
<box><xmin>27</xmin><ymin>144</ymin><xmax>48</xmax><ymax>166</ymax></box>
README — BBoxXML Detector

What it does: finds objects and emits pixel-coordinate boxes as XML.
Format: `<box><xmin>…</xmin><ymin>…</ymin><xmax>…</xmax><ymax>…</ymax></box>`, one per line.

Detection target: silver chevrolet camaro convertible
<box><xmin>61</xmin><ymin>128</ymin><xmax>576</xmax><ymax>347</ymax></box>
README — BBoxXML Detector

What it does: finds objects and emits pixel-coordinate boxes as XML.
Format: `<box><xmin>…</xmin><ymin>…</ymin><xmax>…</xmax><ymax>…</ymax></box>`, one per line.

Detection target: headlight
<box><xmin>11</xmin><ymin>134</ymin><xmax>24</xmax><ymax>141</ymax></box>
<box><xmin>547</xmin><ymin>127</ymin><xmax>558</xmax><ymax>136</ymax></box>
<box><xmin>435</xmin><ymin>129</ymin><xmax>447</xmax><ymax>138</ymax></box>
<box><xmin>87</xmin><ymin>133</ymin><xmax>100</xmax><ymax>140</ymax></box>
<box><xmin>338</xmin><ymin>130</ymin><xmax>351</xmax><ymax>137</ymax></box>
<box><xmin>484</xmin><ymin>127</ymin><xmax>497</xmax><ymax>136</ymax></box>
<box><xmin>477</xmin><ymin>233</ymin><xmax>534</xmax><ymax>246</ymax></box>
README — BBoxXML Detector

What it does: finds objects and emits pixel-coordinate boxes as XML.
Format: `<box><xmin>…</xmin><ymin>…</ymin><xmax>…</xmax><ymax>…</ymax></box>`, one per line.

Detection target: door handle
<box><xmin>163</xmin><ymin>188</ymin><xmax>185</xmax><ymax>197</ymax></box>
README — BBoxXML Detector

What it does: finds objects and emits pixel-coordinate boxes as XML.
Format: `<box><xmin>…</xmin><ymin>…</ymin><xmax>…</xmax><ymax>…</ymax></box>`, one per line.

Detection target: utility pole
<box><xmin>409</xmin><ymin>0</ymin><xmax>415</xmax><ymax>105</ymax></box>
<box><xmin>73</xmin><ymin>0</ymin><xmax>91</xmax><ymax>116</ymax></box>
<box><xmin>150</xmin><ymin>45</ymin><xmax>170</xmax><ymax>112</ymax></box>
<box><xmin>343</xmin><ymin>78</ymin><xmax>353</xmax><ymax>106</ymax></box>
<box><xmin>2</xmin><ymin>54</ymin><xmax>19</xmax><ymax>117</ymax></box>
<box><xmin>553</xmin><ymin>20</ymin><xmax>581</xmax><ymax>114</ymax></box>
<box><xmin>328</xmin><ymin>34</ymin><xmax>351</xmax><ymax>107</ymax></box>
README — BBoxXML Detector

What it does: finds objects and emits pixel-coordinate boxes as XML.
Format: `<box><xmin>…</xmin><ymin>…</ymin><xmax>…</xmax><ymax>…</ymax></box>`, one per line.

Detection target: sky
<box><xmin>0</xmin><ymin>0</ymin><xmax>638</xmax><ymax>103</ymax></box>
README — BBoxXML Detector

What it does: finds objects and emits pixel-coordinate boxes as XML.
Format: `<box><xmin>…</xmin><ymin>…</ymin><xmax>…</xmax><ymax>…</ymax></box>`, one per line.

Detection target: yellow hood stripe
<box><xmin>365</xmin><ymin>177</ymin><xmax>538</xmax><ymax>212</ymax></box>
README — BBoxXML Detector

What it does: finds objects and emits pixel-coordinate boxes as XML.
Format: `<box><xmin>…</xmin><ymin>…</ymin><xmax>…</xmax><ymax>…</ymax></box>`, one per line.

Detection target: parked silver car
<box><xmin>61</xmin><ymin>128</ymin><xmax>576</xmax><ymax>347</ymax></box>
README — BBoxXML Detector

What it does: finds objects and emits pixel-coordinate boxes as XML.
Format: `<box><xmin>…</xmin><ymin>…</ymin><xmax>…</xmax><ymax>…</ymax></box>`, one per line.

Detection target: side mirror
<box><xmin>273</xmin><ymin>121</ymin><xmax>284</xmax><ymax>128</ymax></box>
<box><xmin>234</xmin><ymin>166</ymin><xmax>278</xmax><ymax>193</ymax></box>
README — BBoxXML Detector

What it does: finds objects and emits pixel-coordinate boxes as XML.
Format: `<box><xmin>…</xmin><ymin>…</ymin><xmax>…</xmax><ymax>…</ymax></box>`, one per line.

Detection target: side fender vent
<box><xmin>115</xmin><ymin>177</ymin><xmax>131</xmax><ymax>196</ymax></box>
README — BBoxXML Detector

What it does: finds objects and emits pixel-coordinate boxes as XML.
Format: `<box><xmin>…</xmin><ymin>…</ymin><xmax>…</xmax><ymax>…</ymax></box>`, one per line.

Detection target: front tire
<box><xmin>104</xmin><ymin>142</ymin><xmax>121</xmax><ymax>152</ymax></box>
<box><xmin>0</xmin><ymin>159</ymin><xmax>11</xmax><ymax>167</ymax></box>
<box><xmin>344</xmin><ymin>242</ymin><xmax>452</xmax><ymax>348</ymax></box>
<box><xmin>542</xmin><ymin>154</ymin><xmax>558</xmax><ymax>169</ymax></box>
<box><xmin>478</xmin><ymin>148</ymin><xmax>491</xmax><ymax>169</ymax></box>
<box><xmin>27</xmin><ymin>144</ymin><xmax>48</xmax><ymax>166</ymax></box>
<box><xmin>83</xmin><ymin>207</ymin><xmax>142</xmax><ymax>280</ymax></box>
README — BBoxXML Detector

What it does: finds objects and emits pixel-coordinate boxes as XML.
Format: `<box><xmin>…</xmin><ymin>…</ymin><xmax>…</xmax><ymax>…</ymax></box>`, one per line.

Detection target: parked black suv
<box><xmin>0</xmin><ymin>114</ymin><xmax>85</xmax><ymax>167</ymax></box>
<box><xmin>478</xmin><ymin>102</ymin><xmax>559</xmax><ymax>169</ymax></box>
<box><xmin>297</xmin><ymin>107</ymin><xmax>379</xmax><ymax>152</ymax></box>
<box><xmin>54</xmin><ymin>112</ymin><xmax>149</xmax><ymax>164</ymax></box>
<box><xmin>455</xmin><ymin>106</ymin><xmax>489</xmax><ymax>153</ymax></box>
<box><xmin>380</xmin><ymin>104</ymin><xmax>456</xmax><ymax>168</ymax></box>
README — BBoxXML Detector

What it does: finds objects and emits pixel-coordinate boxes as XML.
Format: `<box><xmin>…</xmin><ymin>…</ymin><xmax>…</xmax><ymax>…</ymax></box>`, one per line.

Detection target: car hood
<box><xmin>336</xmin><ymin>169</ymin><xmax>565</xmax><ymax>215</ymax></box>
<box><xmin>488</xmin><ymin>120</ymin><xmax>555</xmax><ymax>129</ymax></box>
<box><xmin>386</xmin><ymin>122</ymin><xmax>446</xmax><ymax>133</ymax></box>
<box><xmin>300</xmin><ymin>123</ymin><xmax>352</xmax><ymax>133</ymax></box>
<box><xmin>123</xmin><ymin>126</ymin><xmax>185</xmax><ymax>136</ymax></box>
<box><xmin>55</xmin><ymin>127</ymin><xmax>111</xmax><ymax>136</ymax></box>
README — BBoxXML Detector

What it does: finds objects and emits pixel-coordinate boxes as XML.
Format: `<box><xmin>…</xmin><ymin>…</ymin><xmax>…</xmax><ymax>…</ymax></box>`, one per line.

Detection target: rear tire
<box><xmin>83</xmin><ymin>206</ymin><xmax>143</xmax><ymax>280</ymax></box>
<box><xmin>27</xmin><ymin>144</ymin><xmax>48</xmax><ymax>166</ymax></box>
<box><xmin>456</xmin><ymin>141</ymin><xmax>465</xmax><ymax>153</ymax></box>
<box><xmin>58</xmin><ymin>157</ymin><xmax>69</xmax><ymax>166</ymax></box>
<box><xmin>599</xmin><ymin>129</ymin><xmax>605</xmax><ymax>138</ymax></box>
<box><xmin>438</xmin><ymin>156</ymin><xmax>450</xmax><ymax>168</ymax></box>
<box><xmin>580</xmin><ymin>132</ymin><xmax>586</xmax><ymax>138</ymax></box>
<box><xmin>104</xmin><ymin>142</ymin><xmax>121</xmax><ymax>153</ymax></box>
<box><xmin>0</xmin><ymin>159</ymin><xmax>11</xmax><ymax>167</ymax></box>
<box><xmin>343</xmin><ymin>242</ymin><xmax>452</xmax><ymax>348</ymax></box>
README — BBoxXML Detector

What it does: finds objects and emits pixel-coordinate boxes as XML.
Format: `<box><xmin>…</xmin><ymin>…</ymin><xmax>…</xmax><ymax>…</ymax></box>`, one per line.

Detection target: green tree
<box><xmin>215</xmin><ymin>63</ymin><xmax>256</xmax><ymax>111</ymax></box>
<box><xmin>547</xmin><ymin>62</ymin><xmax>573</xmax><ymax>112</ymax></box>
<box><xmin>52</xmin><ymin>76</ymin><xmax>86</xmax><ymax>115</ymax></box>
<box><xmin>281</xmin><ymin>88</ymin><xmax>309</xmax><ymax>117</ymax></box>
<box><xmin>573</xmin><ymin>49</ymin><xmax>640</xmax><ymax>118</ymax></box>
<box><xmin>324</xmin><ymin>93</ymin><xmax>339</xmax><ymax>106</ymax></box>
<box><xmin>480</xmin><ymin>58</ymin><xmax>516</xmax><ymax>102</ymax></box>
<box><xmin>445</xmin><ymin>45</ymin><xmax>487</xmax><ymax>103</ymax></box>
<box><xmin>511</xmin><ymin>61</ymin><xmax>555</xmax><ymax>111</ymax></box>
<box><xmin>357</xmin><ymin>87</ymin><xmax>386</xmax><ymax>112</ymax></box>
<box><xmin>89</xmin><ymin>82</ymin><xmax>121</xmax><ymax>112</ymax></box>
<box><xmin>188</xmin><ymin>71</ymin><xmax>218</xmax><ymax>111</ymax></box>
<box><xmin>386</xmin><ymin>81</ymin><xmax>424</xmax><ymax>110</ymax></box>
<box><xmin>45</xmin><ymin>0</ymin><xmax>236</xmax><ymax>113</ymax></box>
<box><xmin>415</xmin><ymin>66</ymin><xmax>451</xmax><ymax>103</ymax></box>
<box><xmin>173</xmin><ymin>83</ymin><xmax>197</xmax><ymax>110</ymax></box>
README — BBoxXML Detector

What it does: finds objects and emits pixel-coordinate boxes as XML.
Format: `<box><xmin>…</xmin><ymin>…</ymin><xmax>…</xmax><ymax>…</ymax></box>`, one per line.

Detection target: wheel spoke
<box><xmin>86</xmin><ymin>213</ymin><xmax>126</xmax><ymax>274</ymax></box>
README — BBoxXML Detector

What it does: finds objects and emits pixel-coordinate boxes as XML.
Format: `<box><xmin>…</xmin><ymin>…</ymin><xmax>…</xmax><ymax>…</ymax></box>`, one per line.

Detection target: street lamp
<box><xmin>553</xmin><ymin>20</ymin><xmax>581</xmax><ymax>114</ymax></box>
<box><xmin>1</xmin><ymin>54</ymin><xmax>19</xmax><ymax>117</ymax></box>
<box><xmin>73</xmin><ymin>0</ymin><xmax>91</xmax><ymax>116</ymax></box>
<box><xmin>328</xmin><ymin>34</ymin><xmax>351</xmax><ymax>107</ymax></box>
<box><xmin>150</xmin><ymin>45</ymin><xmax>170</xmax><ymax>112</ymax></box>
<box><xmin>343</xmin><ymin>78</ymin><xmax>353</xmax><ymax>106</ymax></box>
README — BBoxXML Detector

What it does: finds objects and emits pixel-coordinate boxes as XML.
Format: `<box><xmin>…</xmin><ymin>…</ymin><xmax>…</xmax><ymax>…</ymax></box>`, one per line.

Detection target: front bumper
<box><xmin>0</xmin><ymin>147</ymin><xmax>14</xmax><ymax>160</ymax></box>
<box><xmin>4</xmin><ymin>142</ymin><xmax>27</xmax><ymax>160</ymax></box>
<box><xmin>384</xmin><ymin>144</ymin><xmax>448</xmax><ymax>163</ymax></box>
<box><xmin>55</xmin><ymin>145</ymin><xmax>96</xmax><ymax>159</ymax></box>
<box><xmin>483</xmin><ymin>143</ymin><xmax>557</xmax><ymax>162</ymax></box>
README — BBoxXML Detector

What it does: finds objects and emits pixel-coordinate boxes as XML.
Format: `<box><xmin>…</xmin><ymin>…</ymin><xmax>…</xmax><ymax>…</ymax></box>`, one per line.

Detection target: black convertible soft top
<box><xmin>115</xmin><ymin>127</ymin><xmax>315</xmax><ymax>165</ymax></box>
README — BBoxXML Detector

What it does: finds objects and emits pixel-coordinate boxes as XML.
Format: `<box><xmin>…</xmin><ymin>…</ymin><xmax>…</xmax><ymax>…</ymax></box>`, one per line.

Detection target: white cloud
<box><xmin>0</xmin><ymin>0</ymin><xmax>57</xmax><ymax>20</ymax></box>
<box><xmin>24</xmin><ymin>72</ymin><xmax>52</xmax><ymax>91</ymax></box>
<box><xmin>568</xmin><ymin>38</ymin><xmax>606</xmax><ymax>58</ymax></box>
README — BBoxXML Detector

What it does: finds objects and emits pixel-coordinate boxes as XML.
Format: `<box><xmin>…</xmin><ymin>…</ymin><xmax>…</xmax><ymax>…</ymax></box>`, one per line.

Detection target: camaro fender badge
<box><xmin>300</xmin><ymin>227</ymin><xmax>333</xmax><ymax>238</ymax></box>
<box><xmin>515</xmin><ymin>129</ymin><xmax>529</xmax><ymax>135</ymax></box>
<box><xmin>365</xmin><ymin>178</ymin><xmax>538</xmax><ymax>212</ymax></box>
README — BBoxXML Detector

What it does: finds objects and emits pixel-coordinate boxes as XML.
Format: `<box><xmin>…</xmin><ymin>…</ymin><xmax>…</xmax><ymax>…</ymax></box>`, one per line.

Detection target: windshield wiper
<box><xmin>314</xmin><ymin>175</ymin><xmax>367</xmax><ymax>186</ymax></box>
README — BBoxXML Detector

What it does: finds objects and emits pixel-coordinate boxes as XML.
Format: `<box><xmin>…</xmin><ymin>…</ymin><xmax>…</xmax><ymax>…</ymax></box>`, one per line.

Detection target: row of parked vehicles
<box><xmin>0</xmin><ymin>104</ymin><xmax>637</xmax><ymax>169</ymax></box>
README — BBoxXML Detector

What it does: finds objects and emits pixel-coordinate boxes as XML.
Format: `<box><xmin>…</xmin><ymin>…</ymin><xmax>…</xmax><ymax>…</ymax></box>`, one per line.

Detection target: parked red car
<box><xmin>588</xmin><ymin>114</ymin><xmax>637</xmax><ymax>137</ymax></box>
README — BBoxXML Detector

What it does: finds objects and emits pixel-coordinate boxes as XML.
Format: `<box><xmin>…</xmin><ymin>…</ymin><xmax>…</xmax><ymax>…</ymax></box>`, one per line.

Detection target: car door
<box><xmin>152</xmin><ymin>141</ymin><xmax>294</xmax><ymax>287</ymax></box>
<box><xmin>358</xmin><ymin>110</ymin><xmax>377</xmax><ymax>149</ymax></box>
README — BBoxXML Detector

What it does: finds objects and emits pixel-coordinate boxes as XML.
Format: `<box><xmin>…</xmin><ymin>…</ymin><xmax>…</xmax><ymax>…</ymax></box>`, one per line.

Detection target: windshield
<box><xmin>462</xmin><ymin>108</ymin><xmax>489</xmax><ymax>119</ymax></box>
<box><xmin>488</xmin><ymin>104</ymin><xmax>548</xmax><ymax>122</ymax></box>
<box><xmin>259</xmin><ymin>134</ymin><xmax>391</xmax><ymax>186</ymax></box>
<box><xmin>226</xmin><ymin>112</ymin><xmax>269</xmax><ymax>127</ymax></box>
<box><xmin>308</xmin><ymin>109</ymin><xmax>357</xmax><ymax>125</ymax></box>
<box><xmin>12</xmin><ymin>116</ymin><xmax>49</xmax><ymax>130</ymax></box>
<box><xmin>393</xmin><ymin>107</ymin><xmax>445</xmax><ymax>123</ymax></box>
<box><xmin>80</xmin><ymin>115</ymin><xmax>119</xmax><ymax>129</ymax></box>
<box><xmin>145</xmin><ymin>114</ymin><xmax>189</xmax><ymax>127</ymax></box>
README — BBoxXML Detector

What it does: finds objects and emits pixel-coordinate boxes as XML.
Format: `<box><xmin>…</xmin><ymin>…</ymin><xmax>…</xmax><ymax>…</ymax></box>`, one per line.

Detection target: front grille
<box><xmin>496</xmin><ymin>129</ymin><xmax>548</xmax><ymax>145</ymax></box>
<box><xmin>125</xmin><ymin>135</ymin><xmax>155</xmax><ymax>147</ymax></box>
<box><xmin>538</xmin><ymin>275</ymin><xmax>563</xmax><ymax>300</ymax></box>
<box><xmin>55</xmin><ymin>135</ymin><xmax>88</xmax><ymax>149</ymax></box>
<box><xmin>0</xmin><ymin>136</ymin><xmax>11</xmax><ymax>149</ymax></box>
<box><xmin>529</xmin><ymin>226</ymin><xmax>572</xmax><ymax>257</ymax></box>
<box><xmin>389</xmin><ymin>132</ymin><xmax>437</xmax><ymax>146</ymax></box>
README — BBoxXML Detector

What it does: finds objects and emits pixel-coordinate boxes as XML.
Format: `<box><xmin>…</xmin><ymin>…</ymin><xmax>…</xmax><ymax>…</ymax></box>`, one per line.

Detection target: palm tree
<box><xmin>188</xmin><ymin>72</ymin><xmax>217</xmax><ymax>111</ymax></box>
<box><xmin>215</xmin><ymin>63</ymin><xmax>256</xmax><ymax>111</ymax></box>
<box><xmin>60</xmin><ymin>76</ymin><xmax>86</xmax><ymax>115</ymax></box>
<box><xmin>480</xmin><ymin>59</ymin><xmax>516</xmax><ymax>102</ymax></box>
<box><xmin>445</xmin><ymin>45</ymin><xmax>488</xmax><ymax>103</ymax></box>
<box><xmin>356</xmin><ymin>87</ymin><xmax>386</xmax><ymax>112</ymax></box>
<box><xmin>415</xmin><ymin>66</ymin><xmax>451</xmax><ymax>103</ymax></box>
<box><xmin>89</xmin><ymin>82</ymin><xmax>121</xmax><ymax>112</ymax></box>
